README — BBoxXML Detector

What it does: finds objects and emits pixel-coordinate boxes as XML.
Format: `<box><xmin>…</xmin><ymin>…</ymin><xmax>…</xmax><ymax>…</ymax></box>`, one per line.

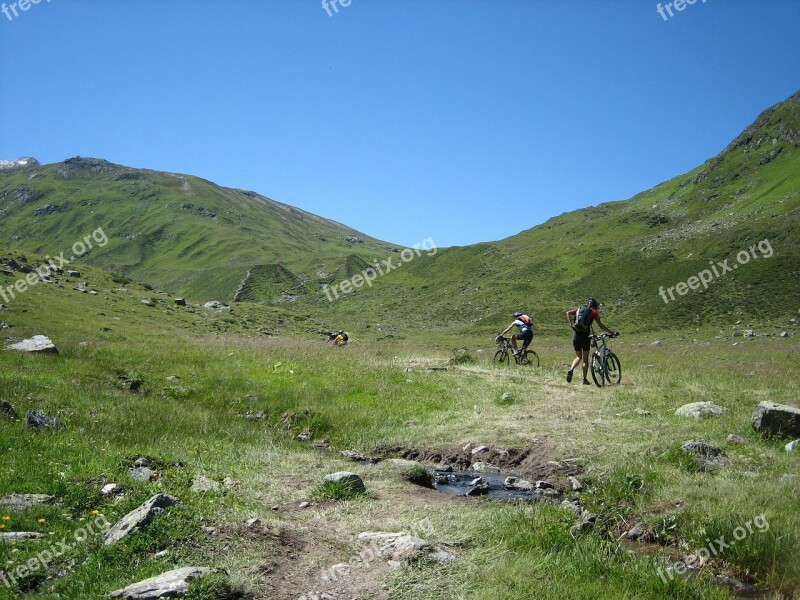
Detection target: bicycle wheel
<box><xmin>606</xmin><ymin>352</ymin><xmax>622</xmax><ymax>384</ymax></box>
<box><xmin>494</xmin><ymin>349</ymin><xmax>510</xmax><ymax>366</ymax></box>
<box><xmin>521</xmin><ymin>350</ymin><xmax>539</xmax><ymax>367</ymax></box>
<box><xmin>590</xmin><ymin>353</ymin><xmax>605</xmax><ymax>387</ymax></box>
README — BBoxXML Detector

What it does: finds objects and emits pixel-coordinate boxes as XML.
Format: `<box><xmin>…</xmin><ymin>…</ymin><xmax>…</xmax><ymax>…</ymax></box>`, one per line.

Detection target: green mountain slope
<box><xmin>0</xmin><ymin>158</ymin><xmax>390</xmax><ymax>302</ymax></box>
<box><xmin>1</xmin><ymin>91</ymin><xmax>798</xmax><ymax>337</ymax></box>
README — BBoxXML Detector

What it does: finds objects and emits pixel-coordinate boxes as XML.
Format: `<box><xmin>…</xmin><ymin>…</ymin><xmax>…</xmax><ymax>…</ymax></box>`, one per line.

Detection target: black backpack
<box><xmin>574</xmin><ymin>306</ymin><xmax>592</xmax><ymax>332</ymax></box>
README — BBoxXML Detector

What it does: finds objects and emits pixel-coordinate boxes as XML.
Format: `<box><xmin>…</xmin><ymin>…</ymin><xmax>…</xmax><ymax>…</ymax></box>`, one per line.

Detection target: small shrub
<box><xmin>312</xmin><ymin>480</ymin><xmax>363</xmax><ymax>501</ymax></box>
<box><xmin>403</xmin><ymin>465</ymin><xmax>434</xmax><ymax>488</ymax></box>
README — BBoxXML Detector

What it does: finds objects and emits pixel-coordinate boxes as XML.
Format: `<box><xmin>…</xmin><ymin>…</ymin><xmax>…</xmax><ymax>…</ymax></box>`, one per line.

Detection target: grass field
<box><xmin>1</xmin><ymin>263</ymin><xmax>798</xmax><ymax>599</ymax></box>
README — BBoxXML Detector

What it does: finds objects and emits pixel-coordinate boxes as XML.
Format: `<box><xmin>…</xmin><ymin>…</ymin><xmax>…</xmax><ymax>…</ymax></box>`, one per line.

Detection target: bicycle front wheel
<box><xmin>521</xmin><ymin>351</ymin><xmax>539</xmax><ymax>367</ymax></box>
<box><xmin>606</xmin><ymin>352</ymin><xmax>622</xmax><ymax>385</ymax></box>
<box><xmin>590</xmin><ymin>353</ymin><xmax>605</xmax><ymax>387</ymax></box>
<box><xmin>494</xmin><ymin>349</ymin><xmax>510</xmax><ymax>366</ymax></box>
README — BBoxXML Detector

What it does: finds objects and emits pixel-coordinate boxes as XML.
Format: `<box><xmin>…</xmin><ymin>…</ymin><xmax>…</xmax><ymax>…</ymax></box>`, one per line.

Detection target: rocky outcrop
<box><xmin>109</xmin><ymin>567</ymin><xmax>211</xmax><ymax>599</ymax></box>
<box><xmin>104</xmin><ymin>493</ymin><xmax>179</xmax><ymax>545</ymax></box>
<box><xmin>752</xmin><ymin>401</ymin><xmax>800</xmax><ymax>438</ymax></box>
<box><xmin>6</xmin><ymin>335</ymin><xmax>58</xmax><ymax>354</ymax></box>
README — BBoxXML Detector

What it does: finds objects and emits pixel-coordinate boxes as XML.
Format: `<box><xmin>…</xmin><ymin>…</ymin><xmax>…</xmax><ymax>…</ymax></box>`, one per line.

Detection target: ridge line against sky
<box><xmin>1</xmin><ymin>1</ymin><xmax>799</xmax><ymax>247</ymax></box>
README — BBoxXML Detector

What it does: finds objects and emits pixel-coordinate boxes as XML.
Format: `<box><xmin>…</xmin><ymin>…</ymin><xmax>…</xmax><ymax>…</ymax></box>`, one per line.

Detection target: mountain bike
<box><xmin>589</xmin><ymin>333</ymin><xmax>621</xmax><ymax>387</ymax></box>
<box><xmin>494</xmin><ymin>336</ymin><xmax>539</xmax><ymax>367</ymax></box>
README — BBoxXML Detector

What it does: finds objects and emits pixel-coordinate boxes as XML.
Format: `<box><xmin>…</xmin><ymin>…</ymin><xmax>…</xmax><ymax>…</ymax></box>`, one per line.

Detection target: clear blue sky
<box><xmin>1</xmin><ymin>0</ymin><xmax>798</xmax><ymax>247</ymax></box>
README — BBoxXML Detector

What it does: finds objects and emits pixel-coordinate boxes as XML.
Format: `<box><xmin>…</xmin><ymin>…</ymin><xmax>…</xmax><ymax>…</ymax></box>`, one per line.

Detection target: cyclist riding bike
<box><xmin>334</xmin><ymin>330</ymin><xmax>349</xmax><ymax>346</ymax></box>
<box><xmin>496</xmin><ymin>312</ymin><xmax>534</xmax><ymax>357</ymax></box>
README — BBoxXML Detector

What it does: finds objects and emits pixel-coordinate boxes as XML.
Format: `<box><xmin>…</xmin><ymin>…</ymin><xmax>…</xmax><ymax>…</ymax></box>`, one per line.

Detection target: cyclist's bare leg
<box><xmin>581</xmin><ymin>350</ymin><xmax>590</xmax><ymax>379</ymax></box>
<box><xmin>570</xmin><ymin>351</ymin><xmax>582</xmax><ymax>372</ymax></box>
<box><xmin>511</xmin><ymin>334</ymin><xmax>519</xmax><ymax>352</ymax></box>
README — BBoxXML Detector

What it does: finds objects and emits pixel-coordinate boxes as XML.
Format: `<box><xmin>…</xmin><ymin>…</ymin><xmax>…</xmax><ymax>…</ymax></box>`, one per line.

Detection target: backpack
<box><xmin>574</xmin><ymin>306</ymin><xmax>592</xmax><ymax>332</ymax></box>
<box><xmin>518</xmin><ymin>314</ymin><xmax>532</xmax><ymax>328</ymax></box>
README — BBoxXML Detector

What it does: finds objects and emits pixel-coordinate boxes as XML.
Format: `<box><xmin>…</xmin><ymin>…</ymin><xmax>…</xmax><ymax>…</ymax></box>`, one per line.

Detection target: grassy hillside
<box><xmin>0</xmin><ymin>158</ymin><xmax>389</xmax><ymax>303</ymax></box>
<box><xmin>1</xmin><ymin>243</ymin><xmax>798</xmax><ymax>599</ymax></box>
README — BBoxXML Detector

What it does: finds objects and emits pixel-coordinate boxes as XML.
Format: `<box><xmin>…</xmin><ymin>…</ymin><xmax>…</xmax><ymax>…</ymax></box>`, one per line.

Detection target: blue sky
<box><xmin>1</xmin><ymin>0</ymin><xmax>799</xmax><ymax>247</ymax></box>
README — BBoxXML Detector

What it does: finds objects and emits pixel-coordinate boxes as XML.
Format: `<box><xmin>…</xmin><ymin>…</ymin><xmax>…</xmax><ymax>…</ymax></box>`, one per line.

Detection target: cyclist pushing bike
<box><xmin>496</xmin><ymin>312</ymin><xmax>534</xmax><ymax>357</ymax></box>
<box><xmin>566</xmin><ymin>299</ymin><xmax>618</xmax><ymax>385</ymax></box>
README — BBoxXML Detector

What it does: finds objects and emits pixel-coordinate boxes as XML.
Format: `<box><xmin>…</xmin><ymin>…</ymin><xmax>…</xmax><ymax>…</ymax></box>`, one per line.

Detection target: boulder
<box><xmin>726</xmin><ymin>434</ymin><xmax>744</xmax><ymax>444</ymax></box>
<box><xmin>203</xmin><ymin>301</ymin><xmax>230</xmax><ymax>312</ymax></box>
<box><xmin>681</xmin><ymin>441</ymin><xmax>732</xmax><ymax>470</ymax></box>
<box><xmin>323</xmin><ymin>472</ymin><xmax>365</xmax><ymax>493</ymax></box>
<box><xmin>174</xmin><ymin>298</ymin><xmax>186</xmax><ymax>306</ymax></box>
<box><xmin>6</xmin><ymin>335</ymin><xmax>58</xmax><ymax>354</ymax></box>
<box><xmin>0</xmin><ymin>531</ymin><xmax>45</xmax><ymax>542</ymax></box>
<box><xmin>190</xmin><ymin>476</ymin><xmax>222</xmax><ymax>494</ymax></box>
<box><xmin>109</xmin><ymin>567</ymin><xmax>211</xmax><ymax>599</ymax></box>
<box><xmin>0</xmin><ymin>493</ymin><xmax>54</xmax><ymax>512</ymax></box>
<box><xmin>674</xmin><ymin>402</ymin><xmax>726</xmax><ymax>418</ymax></box>
<box><xmin>786</xmin><ymin>440</ymin><xmax>800</xmax><ymax>453</ymax></box>
<box><xmin>471</xmin><ymin>461</ymin><xmax>501</xmax><ymax>473</ymax></box>
<box><xmin>752</xmin><ymin>401</ymin><xmax>800</xmax><ymax>438</ymax></box>
<box><xmin>104</xmin><ymin>493</ymin><xmax>179</xmax><ymax>545</ymax></box>
<box><xmin>0</xmin><ymin>400</ymin><xmax>17</xmax><ymax>419</ymax></box>
<box><xmin>26</xmin><ymin>410</ymin><xmax>65</xmax><ymax>431</ymax></box>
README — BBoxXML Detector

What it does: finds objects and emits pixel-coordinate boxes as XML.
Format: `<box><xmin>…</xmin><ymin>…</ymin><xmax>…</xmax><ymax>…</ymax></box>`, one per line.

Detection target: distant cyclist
<box><xmin>496</xmin><ymin>312</ymin><xmax>534</xmax><ymax>357</ymax></box>
<box><xmin>566</xmin><ymin>298</ymin><xmax>617</xmax><ymax>385</ymax></box>
<box><xmin>334</xmin><ymin>330</ymin><xmax>349</xmax><ymax>346</ymax></box>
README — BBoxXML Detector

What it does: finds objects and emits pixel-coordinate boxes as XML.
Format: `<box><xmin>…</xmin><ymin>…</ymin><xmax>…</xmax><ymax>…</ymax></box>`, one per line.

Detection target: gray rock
<box><xmin>675</xmin><ymin>402</ymin><xmax>727</xmax><ymax>418</ymax></box>
<box><xmin>299</xmin><ymin>501</ymin><xmax>311</xmax><ymax>509</ymax></box>
<box><xmin>780</xmin><ymin>332</ymin><xmax>789</xmax><ymax>338</ymax></box>
<box><xmin>0</xmin><ymin>322</ymin><xmax>12</xmax><ymax>330</ymax></box>
<box><xmin>134</xmin><ymin>458</ymin><xmax>151</xmax><ymax>468</ymax></box>
<box><xmin>66</xmin><ymin>270</ymin><xmax>81</xmax><ymax>277</ymax></box>
<box><xmin>0</xmin><ymin>493</ymin><xmax>54</xmax><ymax>511</ymax></box>
<box><xmin>104</xmin><ymin>493</ymin><xmax>179</xmax><ymax>545</ymax></box>
<box><xmin>470</xmin><ymin>445</ymin><xmax>489</xmax><ymax>455</ymax></box>
<box><xmin>203</xmin><ymin>301</ymin><xmax>230</xmax><ymax>312</ymax></box>
<box><xmin>752</xmin><ymin>401</ymin><xmax>800</xmax><ymax>438</ymax></box>
<box><xmin>0</xmin><ymin>399</ymin><xmax>17</xmax><ymax>420</ymax></box>
<box><xmin>164</xmin><ymin>375</ymin><xmax>180</xmax><ymax>383</ymax></box>
<box><xmin>6</xmin><ymin>335</ymin><xmax>58</xmax><ymax>354</ymax></box>
<box><xmin>101</xmin><ymin>483</ymin><xmax>120</xmax><ymax>497</ymax></box>
<box><xmin>501</xmin><ymin>393</ymin><xmax>513</xmax><ymax>401</ymax></box>
<box><xmin>726</xmin><ymin>434</ymin><xmax>744</xmax><ymax>444</ymax></box>
<box><xmin>129</xmin><ymin>467</ymin><xmax>156</xmax><ymax>481</ymax></box>
<box><xmin>26</xmin><ymin>410</ymin><xmax>65</xmax><ymax>431</ymax></box>
<box><xmin>323</xmin><ymin>472</ymin><xmax>365</xmax><ymax>493</ymax></box>
<box><xmin>465</xmin><ymin>478</ymin><xmax>489</xmax><ymax>496</ymax></box>
<box><xmin>0</xmin><ymin>531</ymin><xmax>45</xmax><ymax>542</ymax></box>
<box><xmin>712</xmin><ymin>575</ymin><xmax>758</xmax><ymax>596</ymax></box>
<box><xmin>568</xmin><ymin>476</ymin><xmax>583</xmax><ymax>491</ymax></box>
<box><xmin>190</xmin><ymin>475</ymin><xmax>222</xmax><ymax>494</ymax></box>
<box><xmin>681</xmin><ymin>441</ymin><xmax>732</xmax><ymax>470</ymax></box>
<box><xmin>503</xmin><ymin>477</ymin><xmax>534</xmax><ymax>492</ymax></box>
<box><xmin>174</xmin><ymin>298</ymin><xmax>186</xmax><ymax>306</ymax></box>
<box><xmin>109</xmin><ymin>566</ymin><xmax>211</xmax><ymax>599</ymax></box>
<box><xmin>471</xmin><ymin>461</ymin><xmax>501</xmax><ymax>473</ymax></box>
<box><xmin>340</xmin><ymin>449</ymin><xmax>368</xmax><ymax>462</ymax></box>
<box><xmin>785</xmin><ymin>439</ymin><xmax>800</xmax><ymax>453</ymax></box>
<box><xmin>625</xmin><ymin>523</ymin><xmax>650</xmax><ymax>541</ymax></box>
<box><xmin>743</xmin><ymin>329</ymin><xmax>755</xmax><ymax>337</ymax></box>
<box><xmin>140</xmin><ymin>298</ymin><xmax>155</xmax><ymax>307</ymax></box>
<box><xmin>535</xmin><ymin>481</ymin><xmax>555</xmax><ymax>489</ymax></box>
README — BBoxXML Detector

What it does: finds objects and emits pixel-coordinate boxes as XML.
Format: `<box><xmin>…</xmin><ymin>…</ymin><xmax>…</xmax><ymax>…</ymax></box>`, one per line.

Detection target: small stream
<box><xmin>431</xmin><ymin>468</ymin><xmax>554</xmax><ymax>501</ymax></box>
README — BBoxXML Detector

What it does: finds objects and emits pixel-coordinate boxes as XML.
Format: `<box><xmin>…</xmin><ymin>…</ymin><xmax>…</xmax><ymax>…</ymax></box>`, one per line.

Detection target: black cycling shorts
<box><xmin>573</xmin><ymin>331</ymin><xmax>590</xmax><ymax>352</ymax></box>
<box><xmin>517</xmin><ymin>328</ymin><xmax>533</xmax><ymax>343</ymax></box>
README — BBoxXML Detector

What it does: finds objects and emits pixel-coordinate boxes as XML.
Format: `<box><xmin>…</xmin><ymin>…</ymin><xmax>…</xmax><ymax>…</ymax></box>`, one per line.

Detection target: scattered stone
<box><xmin>297</xmin><ymin>431</ymin><xmax>312</xmax><ymax>441</ymax></box>
<box><xmin>74</xmin><ymin>283</ymin><xmax>89</xmax><ymax>293</ymax></box>
<box><xmin>153</xmin><ymin>550</ymin><xmax>169</xmax><ymax>559</ymax></box>
<box><xmin>743</xmin><ymin>330</ymin><xmax>755</xmax><ymax>337</ymax></box>
<box><xmin>0</xmin><ymin>493</ymin><xmax>54</xmax><ymax>511</ymax></box>
<box><xmin>67</xmin><ymin>270</ymin><xmax>81</xmax><ymax>277</ymax></box>
<box><xmin>104</xmin><ymin>493</ymin><xmax>179</xmax><ymax>545</ymax></box>
<box><xmin>109</xmin><ymin>566</ymin><xmax>212</xmax><ymax>599</ymax></box>
<box><xmin>726</xmin><ymin>434</ymin><xmax>744</xmax><ymax>444</ymax></box>
<box><xmin>0</xmin><ymin>322</ymin><xmax>11</xmax><ymax>330</ymax></box>
<box><xmin>501</xmin><ymin>393</ymin><xmax>513</xmax><ymax>401</ymax></box>
<box><xmin>190</xmin><ymin>475</ymin><xmax>222</xmax><ymax>494</ymax></box>
<box><xmin>681</xmin><ymin>441</ymin><xmax>732</xmax><ymax>470</ymax></box>
<box><xmin>140</xmin><ymin>298</ymin><xmax>155</xmax><ymax>307</ymax></box>
<box><xmin>202</xmin><ymin>526</ymin><xmax>217</xmax><ymax>535</ymax></box>
<box><xmin>561</xmin><ymin>499</ymin><xmax>583</xmax><ymax>516</ymax></box>
<box><xmin>222</xmin><ymin>477</ymin><xmax>238</xmax><ymax>489</ymax></box>
<box><xmin>651</xmin><ymin>340</ymin><xmax>662</xmax><ymax>346</ymax></box>
<box><xmin>423</xmin><ymin>367</ymin><xmax>447</xmax><ymax>374</ymax></box>
<box><xmin>465</xmin><ymin>477</ymin><xmax>489</xmax><ymax>496</ymax></box>
<box><xmin>635</xmin><ymin>408</ymin><xmax>651</xmax><ymax>416</ymax></box>
<box><xmin>0</xmin><ymin>531</ymin><xmax>45</xmax><ymax>542</ymax></box>
<box><xmin>340</xmin><ymin>450</ymin><xmax>368</xmax><ymax>462</ymax></box>
<box><xmin>470</xmin><ymin>445</ymin><xmax>489</xmax><ymax>455</ymax></box>
<box><xmin>26</xmin><ymin>410</ymin><xmax>65</xmax><ymax>431</ymax></box>
<box><xmin>245</xmin><ymin>518</ymin><xmax>261</xmax><ymax>528</ymax></box>
<box><xmin>712</xmin><ymin>575</ymin><xmax>758</xmax><ymax>596</ymax></box>
<box><xmin>752</xmin><ymin>401</ymin><xmax>800</xmax><ymax>438</ymax></box>
<box><xmin>675</xmin><ymin>402</ymin><xmax>727</xmax><ymax>419</ymax></box>
<box><xmin>203</xmin><ymin>300</ymin><xmax>231</xmax><ymax>312</ymax></box>
<box><xmin>471</xmin><ymin>461</ymin><xmax>501</xmax><ymax>473</ymax></box>
<box><xmin>571</xmin><ymin>511</ymin><xmax>596</xmax><ymax>535</ymax></box>
<box><xmin>165</xmin><ymin>375</ymin><xmax>180</xmax><ymax>383</ymax></box>
<box><xmin>786</xmin><ymin>439</ymin><xmax>800</xmax><ymax>453</ymax></box>
<box><xmin>101</xmin><ymin>483</ymin><xmax>120</xmax><ymax>497</ymax></box>
<box><xmin>625</xmin><ymin>523</ymin><xmax>652</xmax><ymax>541</ymax></box>
<box><xmin>0</xmin><ymin>399</ymin><xmax>17</xmax><ymax>420</ymax></box>
<box><xmin>503</xmin><ymin>477</ymin><xmax>534</xmax><ymax>492</ymax></box>
<box><xmin>6</xmin><ymin>335</ymin><xmax>58</xmax><ymax>354</ymax></box>
<box><xmin>780</xmin><ymin>332</ymin><xmax>789</xmax><ymax>338</ymax></box>
<box><xmin>129</xmin><ymin>466</ymin><xmax>157</xmax><ymax>481</ymax></box>
<box><xmin>174</xmin><ymin>298</ymin><xmax>186</xmax><ymax>306</ymax></box>
<box><xmin>323</xmin><ymin>472</ymin><xmax>366</xmax><ymax>493</ymax></box>
<box><xmin>568</xmin><ymin>476</ymin><xmax>583</xmax><ymax>491</ymax></box>
<box><xmin>135</xmin><ymin>458</ymin><xmax>151</xmax><ymax>468</ymax></box>
<box><xmin>299</xmin><ymin>501</ymin><xmax>311</xmax><ymax>509</ymax></box>
<box><xmin>271</xmin><ymin>505</ymin><xmax>280</xmax><ymax>511</ymax></box>
<box><xmin>535</xmin><ymin>481</ymin><xmax>555</xmax><ymax>489</ymax></box>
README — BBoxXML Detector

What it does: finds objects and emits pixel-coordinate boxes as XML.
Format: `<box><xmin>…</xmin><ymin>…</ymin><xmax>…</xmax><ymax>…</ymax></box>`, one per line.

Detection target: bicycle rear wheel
<box><xmin>521</xmin><ymin>350</ymin><xmax>539</xmax><ymax>367</ymax></box>
<box><xmin>494</xmin><ymin>349</ymin><xmax>510</xmax><ymax>366</ymax></box>
<box><xmin>590</xmin><ymin>353</ymin><xmax>605</xmax><ymax>387</ymax></box>
<box><xmin>606</xmin><ymin>352</ymin><xmax>621</xmax><ymax>384</ymax></box>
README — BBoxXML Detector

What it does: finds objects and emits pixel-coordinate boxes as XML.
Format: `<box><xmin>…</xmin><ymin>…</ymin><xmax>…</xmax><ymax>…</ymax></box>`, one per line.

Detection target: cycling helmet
<box><xmin>588</xmin><ymin>298</ymin><xmax>598</xmax><ymax>309</ymax></box>
<box><xmin>513</xmin><ymin>312</ymin><xmax>523</xmax><ymax>318</ymax></box>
